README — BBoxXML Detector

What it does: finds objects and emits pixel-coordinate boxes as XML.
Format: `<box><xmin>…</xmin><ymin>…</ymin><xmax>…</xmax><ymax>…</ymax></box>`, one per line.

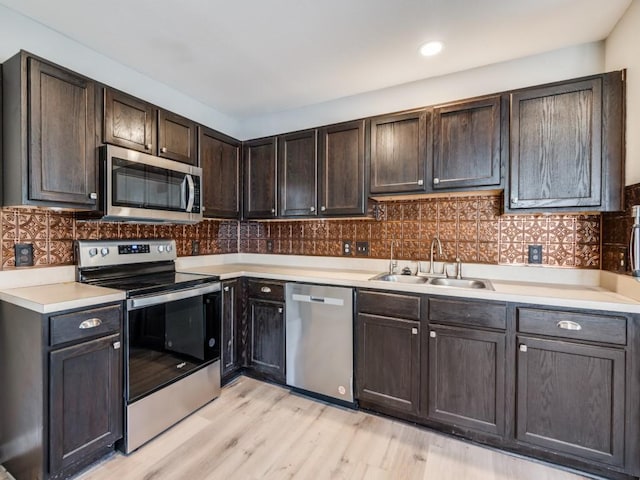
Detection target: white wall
<box><xmin>606</xmin><ymin>1</ymin><xmax>640</xmax><ymax>186</ymax></box>
<box><xmin>241</xmin><ymin>43</ymin><xmax>606</xmax><ymax>139</ymax></box>
<box><xmin>0</xmin><ymin>5</ymin><xmax>242</xmax><ymax>139</ymax></box>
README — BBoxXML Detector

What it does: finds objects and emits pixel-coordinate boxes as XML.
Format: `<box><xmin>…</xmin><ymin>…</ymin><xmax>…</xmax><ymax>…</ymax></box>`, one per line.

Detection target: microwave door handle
<box><xmin>185</xmin><ymin>174</ymin><xmax>195</xmax><ymax>212</ymax></box>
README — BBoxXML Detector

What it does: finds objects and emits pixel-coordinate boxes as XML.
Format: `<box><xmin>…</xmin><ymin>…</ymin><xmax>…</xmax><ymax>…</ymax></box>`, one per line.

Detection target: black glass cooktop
<box><xmin>91</xmin><ymin>271</ymin><xmax>219</xmax><ymax>297</ymax></box>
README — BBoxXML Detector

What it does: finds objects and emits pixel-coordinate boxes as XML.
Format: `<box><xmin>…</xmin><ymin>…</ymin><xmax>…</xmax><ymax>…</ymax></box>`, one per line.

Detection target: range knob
<box><xmin>157</xmin><ymin>245</ymin><xmax>165</xmax><ymax>253</ymax></box>
<box><xmin>166</xmin><ymin>244</ymin><xmax>173</xmax><ymax>252</ymax></box>
<box><xmin>100</xmin><ymin>247</ymin><xmax>110</xmax><ymax>257</ymax></box>
<box><xmin>88</xmin><ymin>248</ymin><xmax>98</xmax><ymax>257</ymax></box>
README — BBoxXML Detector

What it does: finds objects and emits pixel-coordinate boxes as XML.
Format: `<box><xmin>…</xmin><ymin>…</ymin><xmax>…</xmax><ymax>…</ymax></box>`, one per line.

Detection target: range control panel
<box><xmin>76</xmin><ymin>239</ymin><xmax>177</xmax><ymax>268</ymax></box>
<box><xmin>118</xmin><ymin>244</ymin><xmax>151</xmax><ymax>255</ymax></box>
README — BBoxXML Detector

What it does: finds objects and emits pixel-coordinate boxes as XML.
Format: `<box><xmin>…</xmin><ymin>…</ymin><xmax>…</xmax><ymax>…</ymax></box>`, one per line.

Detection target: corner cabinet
<box><xmin>507</xmin><ymin>72</ymin><xmax>624</xmax><ymax>212</ymax></box>
<box><xmin>0</xmin><ymin>301</ymin><xmax>123</xmax><ymax>480</ymax></box>
<box><xmin>370</xmin><ymin>110</ymin><xmax>429</xmax><ymax>194</ymax></box>
<box><xmin>2</xmin><ymin>51</ymin><xmax>99</xmax><ymax>209</ymax></box>
<box><xmin>430</xmin><ymin>96</ymin><xmax>504</xmax><ymax>190</ymax></box>
<box><xmin>200</xmin><ymin>126</ymin><xmax>241</xmax><ymax>218</ymax></box>
<box><xmin>243</xmin><ymin>137</ymin><xmax>278</xmax><ymax>219</ymax></box>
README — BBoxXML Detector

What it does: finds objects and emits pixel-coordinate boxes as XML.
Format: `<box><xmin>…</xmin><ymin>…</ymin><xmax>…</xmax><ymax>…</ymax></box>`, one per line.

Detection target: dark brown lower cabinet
<box><xmin>248</xmin><ymin>298</ymin><xmax>285</xmax><ymax>382</ymax></box>
<box><xmin>221</xmin><ymin>279</ymin><xmax>240</xmax><ymax>380</ymax></box>
<box><xmin>356</xmin><ymin>313</ymin><xmax>420</xmax><ymax>414</ymax></box>
<box><xmin>49</xmin><ymin>333</ymin><xmax>122</xmax><ymax>474</ymax></box>
<box><xmin>425</xmin><ymin>325</ymin><xmax>505</xmax><ymax>436</ymax></box>
<box><xmin>516</xmin><ymin>336</ymin><xmax>625</xmax><ymax>467</ymax></box>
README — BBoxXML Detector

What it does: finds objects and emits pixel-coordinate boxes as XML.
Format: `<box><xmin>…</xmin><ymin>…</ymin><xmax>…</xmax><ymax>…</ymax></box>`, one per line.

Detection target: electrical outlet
<box><xmin>356</xmin><ymin>241</ymin><xmax>369</xmax><ymax>256</ymax></box>
<box><xmin>528</xmin><ymin>244</ymin><xmax>542</xmax><ymax>264</ymax></box>
<box><xmin>266</xmin><ymin>240</ymin><xmax>274</xmax><ymax>253</ymax></box>
<box><xmin>15</xmin><ymin>243</ymin><xmax>34</xmax><ymax>267</ymax></box>
<box><xmin>342</xmin><ymin>241</ymin><xmax>352</xmax><ymax>256</ymax></box>
<box><xmin>191</xmin><ymin>240</ymin><xmax>200</xmax><ymax>255</ymax></box>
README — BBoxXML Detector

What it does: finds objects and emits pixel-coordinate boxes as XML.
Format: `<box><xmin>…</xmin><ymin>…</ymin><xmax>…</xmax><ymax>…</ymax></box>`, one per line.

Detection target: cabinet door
<box><xmin>425</xmin><ymin>325</ymin><xmax>506</xmax><ymax>436</ymax></box>
<box><xmin>370</xmin><ymin>110</ymin><xmax>428</xmax><ymax>194</ymax></box>
<box><xmin>509</xmin><ymin>78</ymin><xmax>602</xmax><ymax>210</ymax></box>
<box><xmin>49</xmin><ymin>333</ymin><xmax>122</xmax><ymax>475</ymax></box>
<box><xmin>318</xmin><ymin>120</ymin><xmax>366</xmax><ymax>216</ymax></box>
<box><xmin>249</xmin><ymin>298</ymin><xmax>285</xmax><ymax>382</ymax></box>
<box><xmin>103</xmin><ymin>88</ymin><xmax>155</xmax><ymax>154</ymax></box>
<box><xmin>278</xmin><ymin>130</ymin><xmax>318</xmax><ymax>217</ymax></box>
<box><xmin>221</xmin><ymin>279</ymin><xmax>239</xmax><ymax>378</ymax></box>
<box><xmin>516</xmin><ymin>336</ymin><xmax>625</xmax><ymax>466</ymax></box>
<box><xmin>28</xmin><ymin>58</ymin><xmax>98</xmax><ymax>207</ymax></box>
<box><xmin>356</xmin><ymin>314</ymin><xmax>420</xmax><ymax>414</ymax></box>
<box><xmin>199</xmin><ymin>126</ymin><xmax>241</xmax><ymax>218</ymax></box>
<box><xmin>243</xmin><ymin>137</ymin><xmax>277</xmax><ymax>219</ymax></box>
<box><xmin>431</xmin><ymin>96</ymin><xmax>502</xmax><ymax>190</ymax></box>
<box><xmin>157</xmin><ymin>109</ymin><xmax>198</xmax><ymax>165</ymax></box>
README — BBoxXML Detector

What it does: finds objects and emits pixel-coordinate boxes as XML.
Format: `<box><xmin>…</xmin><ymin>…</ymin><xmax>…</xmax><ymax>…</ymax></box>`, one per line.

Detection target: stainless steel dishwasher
<box><xmin>285</xmin><ymin>283</ymin><xmax>354</xmax><ymax>403</ymax></box>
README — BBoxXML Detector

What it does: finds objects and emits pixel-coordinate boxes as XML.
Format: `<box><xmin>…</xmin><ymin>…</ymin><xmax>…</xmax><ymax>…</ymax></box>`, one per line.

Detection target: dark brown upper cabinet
<box><xmin>103</xmin><ymin>87</ymin><xmax>198</xmax><ymax>165</ymax></box>
<box><xmin>157</xmin><ymin>109</ymin><xmax>198</xmax><ymax>165</ymax></box>
<box><xmin>430</xmin><ymin>96</ymin><xmax>504</xmax><ymax>190</ymax></box>
<box><xmin>278</xmin><ymin>129</ymin><xmax>318</xmax><ymax>217</ymax></box>
<box><xmin>318</xmin><ymin>120</ymin><xmax>366</xmax><ymax>216</ymax></box>
<box><xmin>103</xmin><ymin>88</ymin><xmax>155</xmax><ymax>154</ymax></box>
<box><xmin>370</xmin><ymin>110</ymin><xmax>429</xmax><ymax>194</ymax></box>
<box><xmin>243</xmin><ymin>137</ymin><xmax>277</xmax><ymax>219</ymax></box>
<box><xmin>2</xmin><ymin>51</ymin><xmax>99</xmax><ymax>210</ymax></box>
<box><xmin>199</xmin><ymin>126</ymin><xmax>241</xmax><ymax>218</ymax></box>
<box><xmin>507</xmin><ymin>72</ymin><xmax>624</xmax><ymax>212</ymax></box>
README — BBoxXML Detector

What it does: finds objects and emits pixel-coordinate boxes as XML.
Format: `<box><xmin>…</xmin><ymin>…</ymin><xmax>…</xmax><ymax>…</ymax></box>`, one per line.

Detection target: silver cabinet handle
<box><xmin>79</xmin><ymin>318</ymin><xmax>102</xmax><ymax>329</ymax></box>
<box><xmin>161</xmin><ymin>147</ymin><xmax>168</xmax><ymax>153</ymax></box>
<box><xmin>224</xmin><ymin>286</ymin><xmax>230</xmax><ymax>292</ymax></box>
<box><xmin>145</xmin><ymin>143</ymin><xmax>152</xmax><ymax>150</ymax></box>
<box><xmin>271</xmin><ymin>208</ymin><xmax>276</xmax><ymax>214</ymax></box>
<box><xmin>418</xmin><ymin>179</ymin><xmax>425</xmax><ymax>186</ymax></box>
<box><xmin>429</xmin><ymin>331</ymin><xmax>436</xmax><ymax>338</ymax></box>
<box><xmin>411</xmin><ymin>328</ymin><xmax>418</xmax><ymax>335</ymax></box>
<box><xmin>310</xmin><ymin>206</ymin><xmax>315</xmax><ymax>212</ymax></box>
<box><xmin>113</xmin><ymin>341</ymin><xmax>121</xmax><ymax>350</ymax></box>
<box><xmin>431</xmin><ymin>178</ymin><xmax>437</xmax><ymax>185</ymax></box>
<box><xmin>278</xmin><ymin>307</ymin><xmax>283</xmax><ymax>314</ymax></box>
<box><xmin>520</xmin><ymin>344</ymin><xmax>528</xmax><ymax>352</ymax></box>
<box><xmin>261</xmin><ymin>286</ymin><xmax>272</xmax><ymax>293</ymax></box>
<box><xmin>557</xmin><ymin>320</ymin><xmax>582</xmax><ymax>331</ymax></box>
<box><xmin>511</xmin><ymin>197</ymin><xmax>518</xmax><ymax>204</ymax></box>
<box><xmin>89</xmin><ymin>192</ymin><xmax>98</xmax><ymax>200</ymax></box>
<box><xmin>321</xmin><ymin>206</ymin><xmax>326</xmax><ymax>212</ymax></box>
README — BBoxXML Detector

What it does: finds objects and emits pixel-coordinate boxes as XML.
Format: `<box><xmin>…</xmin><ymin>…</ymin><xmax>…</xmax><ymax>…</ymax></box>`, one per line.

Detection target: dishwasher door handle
<box><xmin>291</xmin><ymin>293</ymin><xmax>344</xmax><ymax>306</ymax></box>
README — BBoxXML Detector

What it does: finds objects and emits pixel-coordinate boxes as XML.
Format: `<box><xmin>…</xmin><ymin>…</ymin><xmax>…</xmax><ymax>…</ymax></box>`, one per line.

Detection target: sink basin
<box><xmin>427</xmin><ymin>277</ymin><xmax>494</xmax><ymax>290</ymax></box>
<box><xmin>369</xmin><ymin>273</ymin><xmax>428</xmax><ymax>284</ymax></box>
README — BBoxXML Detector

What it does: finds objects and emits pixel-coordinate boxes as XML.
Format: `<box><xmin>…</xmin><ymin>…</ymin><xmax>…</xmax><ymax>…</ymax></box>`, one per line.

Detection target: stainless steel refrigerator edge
<box><xmin>285</xmin><ymin>283</ymin><xmax>354</xmax><ymax>403</ymax></box>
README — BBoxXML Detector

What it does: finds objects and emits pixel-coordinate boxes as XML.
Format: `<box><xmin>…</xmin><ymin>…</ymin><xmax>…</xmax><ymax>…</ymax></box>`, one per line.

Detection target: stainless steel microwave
<box><xmin>100</xmin><ymin>144</ymin><xmax>203</xmax><ymax>224</ymax></box>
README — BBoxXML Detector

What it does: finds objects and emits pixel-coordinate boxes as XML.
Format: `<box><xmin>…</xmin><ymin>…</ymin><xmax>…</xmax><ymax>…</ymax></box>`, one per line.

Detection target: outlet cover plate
<box><xmin>356</xmin><ymin>241</ymin><xmax>369</xmax><ymax>256</ymax></box>
<box><xmin>528</xmin><ymin>244</ymin><xmax>543</xmax><ymax>264</ymax></box>
<box><xmin>342</xmin><ymin>241</ymin><xmax>352</xmax><ymax>256</ymax></box>
<box><xmin>15</xmin><ymin>243</ymin><xmax>34</xmax><ymax>267</ymax></box>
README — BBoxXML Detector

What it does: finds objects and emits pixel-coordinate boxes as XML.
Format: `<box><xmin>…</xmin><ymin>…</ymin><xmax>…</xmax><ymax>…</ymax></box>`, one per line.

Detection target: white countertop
<box><xmin>0</xmin><ymin>282</ymin><xmax>125</xmax><ymax>314</ymax></box>
<box><xmin>181</xmin><ymin>263</ymin><xmax>640</xmax><ymax>314</ymax></box>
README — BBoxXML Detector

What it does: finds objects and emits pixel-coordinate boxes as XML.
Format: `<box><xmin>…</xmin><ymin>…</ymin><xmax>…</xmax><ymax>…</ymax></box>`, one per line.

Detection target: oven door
<box><xmin>104</xmin><ymin>144</ymin><xmax>202</xmax><ymax>224</ymax></box>
<box><xmin>125</xmin><ymin>283</ymin><xmax>220</xmax><ymax>403</ymax></box>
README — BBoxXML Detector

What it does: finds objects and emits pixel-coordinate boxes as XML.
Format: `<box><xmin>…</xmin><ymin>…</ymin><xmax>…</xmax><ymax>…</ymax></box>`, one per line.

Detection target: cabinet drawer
<box><xmin>247</xmin><ymin>279</ymin><xmax>285</xmax><ymax>301</ymax></box>
<box><xmin>50</xmin><ymin>304</ymin><xmax>121</xmax><ymax>346</ymax></box>
<box><xmin>517</xmin><ymin>308</ymin><xmax>627</xmax><ymax>345</ymax></box>
<box><xmin>429</xmin><ymin>297</ymin><xmax>506</xmax><ymax>330</ymax></box>
<box><xmin>357</xmin><ymin>290</ymin><xmax>422</xmax><ymax>321</ymax></box>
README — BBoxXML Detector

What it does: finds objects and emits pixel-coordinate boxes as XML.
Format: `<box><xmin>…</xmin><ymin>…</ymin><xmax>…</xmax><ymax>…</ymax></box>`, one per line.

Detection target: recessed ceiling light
<box><xmin>419</xmin><ymin>41</ymin><xmax>443</xmax><ymax>57</ymax></box>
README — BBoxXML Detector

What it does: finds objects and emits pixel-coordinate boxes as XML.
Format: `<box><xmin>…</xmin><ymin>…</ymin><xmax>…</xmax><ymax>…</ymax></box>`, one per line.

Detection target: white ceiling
<box><xmin>0</xmin><ymin>0</ymin><xmax>631</xmax><ymax>119</ymax></box>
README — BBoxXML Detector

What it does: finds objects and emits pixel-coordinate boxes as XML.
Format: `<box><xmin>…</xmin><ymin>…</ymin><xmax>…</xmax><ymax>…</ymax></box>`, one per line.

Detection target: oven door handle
<box><xmin>127</xmin><ymin>283</ymin><xmax>220</xmax><ymax>310</ymax></box>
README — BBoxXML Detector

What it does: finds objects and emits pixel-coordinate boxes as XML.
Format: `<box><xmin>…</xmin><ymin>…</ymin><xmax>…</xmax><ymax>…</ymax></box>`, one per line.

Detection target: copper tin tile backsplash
<box><xmin>0</xmin><ymin>189</ymin><xmax>606</xmax><ymax>271</ymax></box>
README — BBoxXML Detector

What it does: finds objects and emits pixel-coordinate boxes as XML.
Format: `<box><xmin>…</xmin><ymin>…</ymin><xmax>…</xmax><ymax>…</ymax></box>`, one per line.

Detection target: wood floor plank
<box><xmin>56</xmin><ymin>376</ymin><xmax>594</xmax><ymax>480</ymax></box>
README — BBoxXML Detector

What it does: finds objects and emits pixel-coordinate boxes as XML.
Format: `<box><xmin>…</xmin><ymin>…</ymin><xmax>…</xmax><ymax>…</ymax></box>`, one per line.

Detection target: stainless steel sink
<box><xmin>427</xmin><ymin>277</ymin><xmax>494</xmax><ymax>290</ymax></box>
<box><xmin>368</xmin><ymin>273</ymin><xmax>428</xmax><ymax>284</ymax></box>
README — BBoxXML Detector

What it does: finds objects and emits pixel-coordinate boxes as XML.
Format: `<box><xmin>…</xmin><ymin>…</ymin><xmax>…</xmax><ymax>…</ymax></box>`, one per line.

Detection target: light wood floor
<box><xmin>65</xmin><ymin>376</ymin><xmax>595</xmax><ymax>480</ymax></box>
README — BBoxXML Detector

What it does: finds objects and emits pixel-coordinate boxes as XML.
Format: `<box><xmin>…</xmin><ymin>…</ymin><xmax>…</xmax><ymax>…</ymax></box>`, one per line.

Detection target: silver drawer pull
<box><xmin>261</xmin><ymin>286</ymin><xmax>272</xmax><ymax>293</ymax></box>
<box><xmin>79</xmin><ymin>318</ymin><xmax>102</xmax><ymax>329</ymax></box>
<box><xmin>411</xmin><ymin>328</ymin><xmax>418</xmax><ymax>335</ymax></box>
<box><xmin>113</xmin><ymin>341</ymin><xmax>121</xmax><ymax>350</ymax></box>
<box><xmin>557</xmin><ymin>320</ymin><xmax>582</xmax><ymax>331</ymax></box>
<box><xmin>520</xmin><ymin>344</ymin><xmax>528</xmax><ymax>352</ymax></box>
<box><xmin>429</xmin><ymin>331</ymin><xmax>436</xmax><ymax>338</ymax></box>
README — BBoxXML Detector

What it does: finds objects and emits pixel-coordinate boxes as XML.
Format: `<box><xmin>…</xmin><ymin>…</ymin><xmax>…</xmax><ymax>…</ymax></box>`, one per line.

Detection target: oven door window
<box><xmin>127</xmin><ymin>293</ymin><xmax>220</xmax><ymax>402</ymax></box>
<box><xmin>112</xmin><ymin>157</ymin><xmax>187</xmax><ymax>212</ymax></box>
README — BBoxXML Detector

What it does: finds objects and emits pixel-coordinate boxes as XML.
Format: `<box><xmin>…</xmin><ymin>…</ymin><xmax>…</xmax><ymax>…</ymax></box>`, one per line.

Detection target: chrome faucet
<box><xmin>430</xmin><ymin>237</ymin><xmax>443</xmax><ymax>275</ymax></box>
<box><xmin>389</xmin><ymin>241</ymin><xmax>398</xmax><ymax>274</ymax></box>
<box><xmin>456</xmin><ymin>258</ymin><xmax>462</xmax><ymax>279</ymax></box>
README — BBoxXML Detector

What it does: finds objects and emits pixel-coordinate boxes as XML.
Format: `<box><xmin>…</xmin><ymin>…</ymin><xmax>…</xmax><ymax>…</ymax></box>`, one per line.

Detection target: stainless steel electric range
<box><xmin>76</xmin><ymin>239</ymin><xmax>221</xmax><ymax>453</ymax></box>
